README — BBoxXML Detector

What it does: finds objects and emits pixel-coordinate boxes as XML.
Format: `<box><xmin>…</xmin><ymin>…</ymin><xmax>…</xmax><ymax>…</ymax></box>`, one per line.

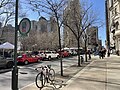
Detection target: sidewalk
<box><xmin>61</xmin><ymin>55</ymin><xmax>120</xmax><ymax>90</ymax></box>
<box><xmin>21</xmin><ymin>55</ymin><xmax>120</xmax><ymax>90</ymax></box>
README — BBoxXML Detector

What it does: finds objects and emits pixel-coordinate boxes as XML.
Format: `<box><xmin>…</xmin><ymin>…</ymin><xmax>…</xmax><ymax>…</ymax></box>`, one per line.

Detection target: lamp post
<box><xmin>12</xmin><ymin>0</ymin><xmax>19</xmax><ymax>90</ymax></box>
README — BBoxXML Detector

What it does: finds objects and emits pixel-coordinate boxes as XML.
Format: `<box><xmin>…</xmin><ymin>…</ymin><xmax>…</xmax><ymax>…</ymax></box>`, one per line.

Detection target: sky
<box><xmin>87</xmin><ymin>0</ymin><xmax>106</xmax><ymax>46</ymax></box>
<box><xmin>27</xmin><ymin>0</ymin><xmax>106</xmax><ymax>46</ymax></box>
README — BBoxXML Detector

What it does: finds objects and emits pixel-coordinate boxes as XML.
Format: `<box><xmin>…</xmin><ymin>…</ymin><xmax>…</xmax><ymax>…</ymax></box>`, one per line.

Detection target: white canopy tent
<box><xmin>0</xmin><ymin>42</ymin><xmax>14</xmax><ymax>57</ymax></box>
<box><xmin>0</xmin><ymin>42</ymin><xmax>14</xmax><ymax>49</ymax></box>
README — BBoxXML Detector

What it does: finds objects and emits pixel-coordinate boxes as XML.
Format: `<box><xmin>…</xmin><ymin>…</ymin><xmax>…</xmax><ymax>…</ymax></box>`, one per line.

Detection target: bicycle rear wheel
<box><xmin>35</xmin><ymin>73</ymin><xmax>46</xmax><ymax>88</ymax></box>
<box><xmin>48</xmin><ymin>69</ymin><xmax>55</xmax><ymax>81</ymax></box>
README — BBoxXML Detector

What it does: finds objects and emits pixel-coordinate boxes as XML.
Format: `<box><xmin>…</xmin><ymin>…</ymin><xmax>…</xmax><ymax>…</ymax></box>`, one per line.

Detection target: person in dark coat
<box><xmin>101</xmin><ymin>49</ymin><xmax>104</xmax><ymax>59</ymax></box>
<box><xmin>103</xmin><ymin>48</ymin><xmax>106</xmax><ymax>57</ymax></box>
<box><xmin>88</xmin><ymin>50</ymin><xmax>91</xmax><ymax>60</ymax></box>
<box><xmin>99</xmin><ymin>50</ymin><xmax>102</xmax><ymax>59</ymax></box>
<box><xmin>107</xmin><ymin>49</ymin><xmax>110</xmax><ymax>57</ymax></box>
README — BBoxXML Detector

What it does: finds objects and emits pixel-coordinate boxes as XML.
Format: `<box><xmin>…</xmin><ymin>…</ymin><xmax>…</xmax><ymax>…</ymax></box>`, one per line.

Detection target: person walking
<box><xmin>101</xmin><ymin>49</ymin><xmax>104</xmax><ymax>59</ymax></box>
<box><xmin>107</xmin><ymin>49</ymin><xmax>110</xmax><ymax>57</ymax></box>
<box><xmin>99</xmin><ymin>50</ymin><xmax>102</xmax><ymax>59</ymax></box>
<box><xmin>88</xmin><ymin>50</ymin><xmax>91</xmax><ymax>60</ymax></box>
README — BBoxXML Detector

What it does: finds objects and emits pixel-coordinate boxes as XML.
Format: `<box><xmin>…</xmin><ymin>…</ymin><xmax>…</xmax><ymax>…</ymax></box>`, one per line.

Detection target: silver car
<box><xmin>0</xmin><ymin>56</ymin><xmax>14</xmax><ymax>68</ymax></box>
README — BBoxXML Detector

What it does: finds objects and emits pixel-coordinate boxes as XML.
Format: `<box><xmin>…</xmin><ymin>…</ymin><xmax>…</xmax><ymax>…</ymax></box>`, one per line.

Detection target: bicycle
<box><xmin>35</xmin><ymin>65</ymin><xmax>55</xmax><ymax>89</ymax></box>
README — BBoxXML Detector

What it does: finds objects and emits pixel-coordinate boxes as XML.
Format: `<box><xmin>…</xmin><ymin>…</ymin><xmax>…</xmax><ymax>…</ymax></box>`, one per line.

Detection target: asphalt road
<box><xmin>0</xmin><ymin>56</ymin><xmax>78</xmax><ymax>90</ymax></box>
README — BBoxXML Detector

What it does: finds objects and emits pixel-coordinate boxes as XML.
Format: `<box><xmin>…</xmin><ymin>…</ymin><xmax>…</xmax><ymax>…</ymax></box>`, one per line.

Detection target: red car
<box><xmin>17</xmin><ymin>54</ymin><xmax>42</xmax><ymax>64</ymax></box>
<box><xmin>58</xmin><ymin>50</ymin><xmax>70</xmax><ymax>57</ymax></box>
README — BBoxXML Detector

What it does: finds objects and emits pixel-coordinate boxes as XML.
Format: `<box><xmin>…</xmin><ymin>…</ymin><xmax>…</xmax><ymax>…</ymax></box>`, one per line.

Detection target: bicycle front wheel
<box><xmin>35</xmin><ymin>73</ymin><xmax>46</xmax><ymax>88</ymax></box>
<box><xmin>49</xmin><ymin>69</ymin><xmax>55</xmax><ymax>81</ymax></box>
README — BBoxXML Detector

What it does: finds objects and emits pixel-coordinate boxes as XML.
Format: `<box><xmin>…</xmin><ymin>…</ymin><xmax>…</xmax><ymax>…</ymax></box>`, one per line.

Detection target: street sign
<box><xmin>19</xmin><ymin>18</ymin><xmax>31</xmax><ymax>35</ymax></box>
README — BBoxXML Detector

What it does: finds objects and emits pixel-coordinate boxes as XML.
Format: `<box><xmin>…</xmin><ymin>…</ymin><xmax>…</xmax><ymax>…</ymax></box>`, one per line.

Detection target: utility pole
<box><xmin>12</xmin><ymin>0</ymin><xmax>19</xmax><ymax>90</ymax></box>
<box><xmin>105</xmin><ymin>0</ymin><xmax>110</xmax><ymax>52</ymax></box>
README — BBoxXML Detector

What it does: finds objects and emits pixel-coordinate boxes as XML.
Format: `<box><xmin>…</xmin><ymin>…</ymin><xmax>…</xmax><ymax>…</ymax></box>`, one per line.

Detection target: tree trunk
<box><xmin>85</xmin><ymin>39</ymin><xmax>87</xmax><ymax>62</ymax></box>
<box><xmin>58</xmin><ymin>24</ymin><xmax>63</xmax><ymax>76</ymax></box>
<box><xmin>77</xmin><ymin>38</ymin><xmax>81</xmax><ymax>66</ymax></box>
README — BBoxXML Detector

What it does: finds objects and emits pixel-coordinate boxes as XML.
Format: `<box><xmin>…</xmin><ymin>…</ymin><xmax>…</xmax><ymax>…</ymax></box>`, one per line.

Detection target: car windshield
<box><xmin>18</xmin><ymin>56</ymin><xmax>22</xmax><ymax>58</ymax></box>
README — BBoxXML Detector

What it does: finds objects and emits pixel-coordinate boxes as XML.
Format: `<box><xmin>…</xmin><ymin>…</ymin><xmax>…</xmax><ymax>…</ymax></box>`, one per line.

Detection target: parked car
<box><xmin>38</xmin><ymin>51</ymin><xmax>46</xmax><ymax>60</ymax></box>
<box><xmin>0</xmin><ymin>56</ymin><xmax>14</xmax><ymax>68</ymax></box>
<box><xmin>44</xmin><ymin>51</ymin><xmax>60</xmax><ymax>60</ymax></box>
<box><xmin>58</xmin><ymin>50</ymin><xmax>70</xmax><ymax>57</ymax></box>
<box><xmin>17</xmin><ymin>54</ymin><xmax>41</xmax><ymax>64</ymax></box>
<box><xmin>71</xmin><ymin>50</ymin><xmax>77</xmax><ymax>55</ymax></box>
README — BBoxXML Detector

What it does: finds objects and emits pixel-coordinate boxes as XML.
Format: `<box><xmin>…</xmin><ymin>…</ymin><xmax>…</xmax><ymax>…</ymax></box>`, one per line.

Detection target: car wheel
<box><xmin>37</xmin><ymin>59</ymin><xmax>41</xmax><ymax>62</ymax></box>
<box><xmin>7</xmin><ymin>62</ymin><xmax>13</xmax><ymax>68</ymax></box>
<box><xmin>24</xmin><ymin>60</ymin><xmax>29</xmax><ymax>65</ymax></box>
<box><xmin>57</xmin><ymin>55</ymin><xmax>60</xmax><ymax>59</ymax></box>
<box><xmin>48</xmin><ymin>56</ymin><xmax>51</xmax><ymax>60</ymax></box>
<box><xmin>62</xmin><ymin>55</ymin><xmax>64</xmax><ymax>58</ymax></box>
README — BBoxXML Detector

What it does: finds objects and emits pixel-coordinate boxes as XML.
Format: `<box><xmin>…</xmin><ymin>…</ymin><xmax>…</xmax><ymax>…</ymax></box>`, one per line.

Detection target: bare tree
<box><xmin>63</xmin><ymin>1</ymin><xmax>102</xmax><ymax>66</ymax></box>
<box><xmin>0</xmin><ymin>0</ymin><xmax>26</xmax><ymax>42</ymax></box>
<box><xmin>27</xmin><ymin>0</ymin><xmax>68</xmax><ymax>76</ymax></box>
<box><xmin>20</xmin><ymin>34</ymin><xmax>37</xmax><ymax>51</ymax></box>
<box><xmin>0</xmin><ymin>0</ymin><xmax>26</xmax><ymax>26</ymax></box>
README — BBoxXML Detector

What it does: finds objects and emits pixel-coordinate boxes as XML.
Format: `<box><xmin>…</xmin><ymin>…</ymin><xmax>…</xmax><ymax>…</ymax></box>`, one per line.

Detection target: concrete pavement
<box><xmin>61</xmin><ymin>55</ymin><xmax>120</xmax><ymax>90</ymax></box>
<box><xmin>20</xmin><ymin>55</ymin><xmax>120</xmax><ymax>90</ymax></box>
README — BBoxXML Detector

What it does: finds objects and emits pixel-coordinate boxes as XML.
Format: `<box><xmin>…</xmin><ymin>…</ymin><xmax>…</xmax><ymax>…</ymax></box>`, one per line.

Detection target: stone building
<box><xmin>31</xmin><ymin>16</ymin><xmax>58</xmax><ymax>33</ymax></box>
<box><xmin>30</xmin><ymin>16</ymin><xmax>59</xmax><ymax>50</ymax></box>
<box><xmin>0</xmin><ymin>24</ymin><xmax>15</xmax><ymax>44</ymax></box>
<box><xmin>106</xmin><ymin>0</ymin><xmax>120</xmax><ymax>54</ymax></box>
<box><xmin>31</xmin><ymin>16</ymin><xmax>48</xmax><ymax>33</ymax></box>
<box><xmin>63</xmin><ymin>0</ymin><xmax>84</xmax><ymax>48</ymax></box>
<box><xmin>86</xmin><ymin>26</ymin><xmax>100</xmax><ymax>51</ymax></box>
<box><xmin>48</xmin><ymin>17</ymin><xmax>58</xmax><ymax>32</ymax></box>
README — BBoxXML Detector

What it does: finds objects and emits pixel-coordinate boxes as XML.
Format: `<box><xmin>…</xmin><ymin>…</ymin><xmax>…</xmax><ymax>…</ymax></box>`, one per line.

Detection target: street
<box><xmin>1</xmin><ymin>55</ymin><xmax>120</xmax><ymax>90</ymax></box>
<box><xmin>0</xmin><ymin>56</ymin><xmax>78</xmax><ymax>90</ymax></box>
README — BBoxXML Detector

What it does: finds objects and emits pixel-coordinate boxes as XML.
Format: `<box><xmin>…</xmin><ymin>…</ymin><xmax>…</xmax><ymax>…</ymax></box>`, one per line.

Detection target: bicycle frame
<box><xmin>35</xmin><ymin>65</ymin><xmax>55</xmax><ymax>89</ymax></box>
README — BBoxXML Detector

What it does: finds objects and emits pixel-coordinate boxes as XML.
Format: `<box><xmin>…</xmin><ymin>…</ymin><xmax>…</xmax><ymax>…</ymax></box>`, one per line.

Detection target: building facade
<box><xmin>29</xmin><ymin>16</ymin><xmax>59</xmax><ymax>50</ymax></box>
<box><xmin>0</xmin><ymin>24</ymin><xmax>15</xmax><ymax>44</ymax></box>
<box><xmin>63</xmin><ymin>0</ymin><xmax>84</xmax><ymax>48</ymax></box>
<box><xmin>31</xmin><ymin>16</ymin><xmax>48</xmax><ymax>33</ymax></box>
<box><xmin>86</xmin><ymin>26</ymin><xmax>101</xmax><ymax>51</ymax></box>
<box><xmin>106</xmin><ymin>0</ymin><xmax>120</xmax><ymax>54</ymax></box>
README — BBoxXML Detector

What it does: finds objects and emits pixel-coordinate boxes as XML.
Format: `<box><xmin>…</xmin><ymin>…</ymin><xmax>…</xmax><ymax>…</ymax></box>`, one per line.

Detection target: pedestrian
<box><xmin>107</xmin><ymin>50</ymin><xmax>110</xmax><ymax>57</ymax></box>
<box><xmin>88</xmin><ymin>50</ymin><xmax>91</xmax><ymax>60</ymax></box>
<box><xmin>116</xmin><ymin>50</ymin><xmax>119</xmax><ymax>56</ymax></box>
<box><xmin>101</xmin><ymin>49</ymin><xmax>104</xmax><ymax>59</ymax></box>
<box><xmin>99</xmin><ymin>50</ymin><xmax>102</xmax><ymax>59</ymax></box>
<box><xmin>103</xmin><ymin>48</ymin><xmax>106</xmax><ymax>57</ymax></box>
